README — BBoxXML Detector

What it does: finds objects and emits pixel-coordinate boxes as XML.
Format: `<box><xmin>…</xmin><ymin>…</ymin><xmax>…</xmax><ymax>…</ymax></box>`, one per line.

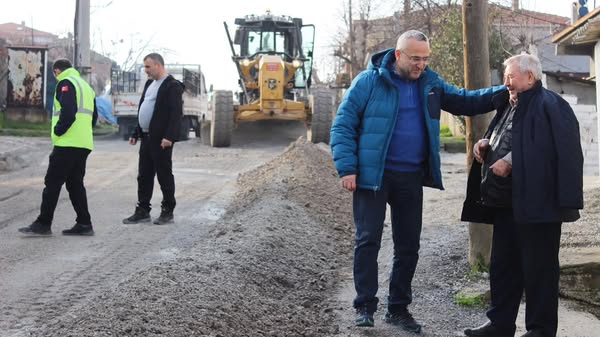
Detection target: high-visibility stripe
<box><xmin>53</xmin><ymin>76</ymin><xmax>94</xmax><ymax>117</ymax></box>
<box><xmin>51</xmin><ymin>68</ymin><xmax>96</xmax><ymax>150</ymax></box>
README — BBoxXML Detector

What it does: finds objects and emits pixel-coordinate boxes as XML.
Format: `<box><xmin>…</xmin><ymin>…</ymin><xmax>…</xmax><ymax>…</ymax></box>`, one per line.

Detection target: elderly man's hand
<box><xmin>474</xmin><ymin>139</ymin><xmax>490</xmax><ymax>164</ymax></box>
<box><xmin>490</xmin><ymin>159</ymin><xmax>512</xmax><ymax>177</ymax></box>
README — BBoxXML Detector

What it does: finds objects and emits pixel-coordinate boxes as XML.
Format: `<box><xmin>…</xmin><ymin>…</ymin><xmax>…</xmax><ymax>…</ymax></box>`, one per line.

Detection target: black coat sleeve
<box><xmin>163</xmin><ymin>80</ymin><xmax>184</xmax><ymax>142</ymax></box>
<box><xmin>53</xmin><ymin>80</ymin><xmax>77</xmax><ymax>136</ymax></box>
<box><xmin>546</xmin><ymin>95</ymin><xmax>584</xmax><ymax>209</ymax></box>
<box><xmin>92</xmin><ymin>98</ymin><xmax>98</xmax><ymax>127</ymax></box>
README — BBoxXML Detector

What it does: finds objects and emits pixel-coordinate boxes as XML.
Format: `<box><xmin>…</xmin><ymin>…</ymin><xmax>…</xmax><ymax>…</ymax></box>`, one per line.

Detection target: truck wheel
<box><xmin>308</xmin><ymin>89</ymin><xmax>334</xmax><ymax>144</ymax></box>
<box><xmin>118</xmin><ymin>117</ymin><xmax>136</xmax><ymax>141</ymax></box>
<box><xmin>119</xmin><ymin>124</ymin><xmax>129</xmax><ymax>141</ymax></box>
<box><xmin>179</xmin><ymin>116</ymin><xmax>190</xmax><ymax>141</ymax></box>
<box><xmin>210</xmin><ymin>90</ymin><xmax>233</xmax><ymax>147</ymax></box>
<box><xmin>192</xmin><ymin>117</ymin><xmax>201</xmax><ymax>138</ymax></box>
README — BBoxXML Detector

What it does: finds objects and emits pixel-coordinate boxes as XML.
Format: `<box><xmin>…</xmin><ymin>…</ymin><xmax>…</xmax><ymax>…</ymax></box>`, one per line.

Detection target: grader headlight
<box><xmin>292</xmin><ymin>59</ymin><xmax>303</xmax><ymax>68</ymax></box>
<box><xmin>240</xmin><ymin>58</ymin><xmax>251</xmax><ymax>67</ymax></box>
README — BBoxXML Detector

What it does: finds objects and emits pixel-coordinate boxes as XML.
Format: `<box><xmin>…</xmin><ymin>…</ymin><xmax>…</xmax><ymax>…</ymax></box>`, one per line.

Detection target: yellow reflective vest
<box><xmin>52</xmin><ymin>68</ymin><xmax>95</xmax><ymax>150</ymax></box>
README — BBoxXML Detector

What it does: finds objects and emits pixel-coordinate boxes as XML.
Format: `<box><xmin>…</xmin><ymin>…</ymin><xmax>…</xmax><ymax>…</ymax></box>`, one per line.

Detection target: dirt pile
<box><xmin>30</xmin><ymin>138</ymin><xmax>354</xmax><ymax>337</ymax></box>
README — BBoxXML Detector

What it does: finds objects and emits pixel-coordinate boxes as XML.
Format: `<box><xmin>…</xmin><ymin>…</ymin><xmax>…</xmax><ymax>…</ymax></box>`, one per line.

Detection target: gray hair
<box><xmin>396</xmin><ymin>30</ymin><xmax>429</xmax><ymax>51</ymax></box>
<box><xmin>503</xmin><ymin>53</ymin><xmax>542</xmax><ymax>80</ymax></box>
<box><xmin>143</xmin><ymin>53</ymin><xmax>165</xmax><ymax>66</ymax></box>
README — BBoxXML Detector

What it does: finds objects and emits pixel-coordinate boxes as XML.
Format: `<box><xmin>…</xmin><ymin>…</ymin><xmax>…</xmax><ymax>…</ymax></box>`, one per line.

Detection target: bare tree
<box><xmin>91</xmin><ymin>1</ymin><xmax>169</xmax><ymax>72</ymax></box>
<box><xmin>332</xmin><ymin>0</ymin><xmax>402</xmax><ymax>86</ymax></box>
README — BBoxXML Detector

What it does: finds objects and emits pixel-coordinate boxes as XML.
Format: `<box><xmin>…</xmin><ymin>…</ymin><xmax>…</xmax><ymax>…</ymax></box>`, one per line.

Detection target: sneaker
<box><xmin>355</xmin><ymin>307</ymin><xmax>374</xmax><ymax>327</ymax></box>
<box><xmin>62</xmin><ymin>223</ymin><xmax>94</xmax><ymax>236</ymax></box>
<box><xmin>153</xmin><ymin>208</ymin><xmax>173</xmax><ymax>225</ymax></box>
<box><xmin>122</xmin><ymin>207</ymin><xmax>151</xmax><ymax>224</ymax></box>
<box><xmin>384</xmin><ymin>308</ymin><xmax>422</xmax><ymax>333</ymax></box>
<box><xmin>18</xmin><ymin>221</ymin><xmax>52</xmax><ymax>236</ymax></box>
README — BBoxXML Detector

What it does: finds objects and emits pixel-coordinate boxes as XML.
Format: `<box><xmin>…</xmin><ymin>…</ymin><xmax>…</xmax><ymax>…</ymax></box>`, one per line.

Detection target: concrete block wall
<box><xmin>572</xmin><ymin>104</ymin><xmax>598</xmax><ymax>176</ymax></box>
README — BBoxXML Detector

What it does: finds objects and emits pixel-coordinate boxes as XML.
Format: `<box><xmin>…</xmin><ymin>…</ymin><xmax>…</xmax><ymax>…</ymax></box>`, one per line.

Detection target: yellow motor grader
<box><xmin>209</xmin><ymin>10</ymin><xmax>334</xmax><ymax>147</ymax></box>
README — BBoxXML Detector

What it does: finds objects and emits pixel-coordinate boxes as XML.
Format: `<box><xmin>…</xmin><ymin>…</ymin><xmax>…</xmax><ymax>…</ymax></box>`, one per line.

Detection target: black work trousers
<box><xmin>487</xmin><ymin>208</ymin><xmax>562</xmax><ymax>337</ymax></box>
<box><xmin>137</xmin><ymin>135</ymin><xmax>176</xmax><ymax>212</ymax></box>
<box><xmin>37</xmin><ymin>146</ymin><xmax>92</xmax><ymax>226</ymax></box>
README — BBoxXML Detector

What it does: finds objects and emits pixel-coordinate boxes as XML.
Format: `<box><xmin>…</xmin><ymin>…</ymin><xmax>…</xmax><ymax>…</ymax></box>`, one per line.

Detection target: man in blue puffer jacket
<box><xmin>330</xmin><ymin>30</ymin><xmax>505</xmax><ymax>332</ymax></box>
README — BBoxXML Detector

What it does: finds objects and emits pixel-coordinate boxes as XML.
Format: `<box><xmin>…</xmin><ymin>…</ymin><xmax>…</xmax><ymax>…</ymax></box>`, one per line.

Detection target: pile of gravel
<box><xmin>30</xmin><ymin>138</ymin><xmax>355</xmax><ymax>337</ymax></box>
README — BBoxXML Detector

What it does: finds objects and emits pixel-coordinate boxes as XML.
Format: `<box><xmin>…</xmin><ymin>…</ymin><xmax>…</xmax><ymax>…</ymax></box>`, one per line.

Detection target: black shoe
<box><xmin>62</xmin><ymin>223</ymin><xmax>94</xmax><ymax>236</ymax></box>
<box><xmin>153</xmin><ymin>208</ymin><xmax>173</xmax><ymax>225</ymax></box>
<box><xmin>122</xmin><ymin>207</ymin><xmax>151</xmax><ymax>224</ymax></box>
<box><xmin>464</xmin><ymin>321</ymin><xmax>515</xmax><ymax>337</ymax></box>
<box><xmin>355</xmin><ymin>307</ymin><xmax>374</xmax><ymax>327</ymax></box>
<box><xmin>18</xmin><ymin>221</ymin><xmax>52</xmax><ymax>236</ymax></box>
<box><xmin>384</xmin><ymin>308</ymin><xmax>422</xmax><ymax>333</ymax></box>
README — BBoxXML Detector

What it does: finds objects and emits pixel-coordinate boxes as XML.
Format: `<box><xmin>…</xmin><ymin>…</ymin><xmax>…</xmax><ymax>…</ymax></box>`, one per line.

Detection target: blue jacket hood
<box><xmin>367</xmin><ymin>48</ymin><xmax>395</xmax><ymax>81</ymax></box>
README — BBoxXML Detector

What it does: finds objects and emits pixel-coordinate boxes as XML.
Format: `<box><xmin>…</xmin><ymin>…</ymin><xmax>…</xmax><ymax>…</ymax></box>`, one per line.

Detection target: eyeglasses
<box><xmin>400</xmin><ymin>50</ymin><xmax>431</xmax><ymax>64</ymax></box>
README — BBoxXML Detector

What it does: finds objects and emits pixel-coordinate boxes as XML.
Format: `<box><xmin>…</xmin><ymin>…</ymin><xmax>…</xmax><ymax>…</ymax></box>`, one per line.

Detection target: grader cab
<box><xmin>209</xmin><ymin>10</ymin><xmax>334</xmax><ymax>147</ymax></box>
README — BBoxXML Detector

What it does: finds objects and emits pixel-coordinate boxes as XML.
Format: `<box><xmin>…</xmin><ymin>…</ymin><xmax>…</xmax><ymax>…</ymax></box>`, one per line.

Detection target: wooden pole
<box><xmin>462</xmin><ymin>0</ymin><xmax>494</xmax><ymax>270</ymax></box>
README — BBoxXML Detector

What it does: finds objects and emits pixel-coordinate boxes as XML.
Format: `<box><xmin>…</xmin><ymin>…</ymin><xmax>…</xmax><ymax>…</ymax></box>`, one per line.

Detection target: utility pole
<box><xmin>462</xmin><ymin>0</ymin><xmax>494</xmax><ymax>270</ymax></box>
<box><xmin>74</xmin><ymin>0</ymin><xmax>92</xmax><ymax>83</ymax></box>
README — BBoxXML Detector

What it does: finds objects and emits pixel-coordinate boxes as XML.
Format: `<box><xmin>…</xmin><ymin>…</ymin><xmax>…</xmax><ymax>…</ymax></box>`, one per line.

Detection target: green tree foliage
<box><xmin>428</xmin><ymin>4</ymin><xmax>514</xmax><ymax>132</ymax></box>
<box><xmin>429</xmin><ymin>7</ymin><xmax>464</xmax><ymax>87</ymax></box>
<box><xmin>429</xmin><ymin>5</ymin><xmax>514</xmax><ymax>88</ymax></box>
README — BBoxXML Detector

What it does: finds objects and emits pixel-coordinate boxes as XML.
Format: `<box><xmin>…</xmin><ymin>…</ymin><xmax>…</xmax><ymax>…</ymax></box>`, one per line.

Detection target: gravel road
<box><xmin>0</xmin><ymin>122</ymin><xmax>598</xmax><ymax>337</ymax></box>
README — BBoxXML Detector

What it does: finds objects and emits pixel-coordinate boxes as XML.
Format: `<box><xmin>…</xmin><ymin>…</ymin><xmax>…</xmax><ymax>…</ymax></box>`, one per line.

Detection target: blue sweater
<box><xmin>385</xmin><ymin>72</ymin><xmax>426</xmax><ymax>172</ymax></box>
<box><xmin>330</xmin><ymin>48</ymin><xmax>506</xmax><ymax>190</ymax></box>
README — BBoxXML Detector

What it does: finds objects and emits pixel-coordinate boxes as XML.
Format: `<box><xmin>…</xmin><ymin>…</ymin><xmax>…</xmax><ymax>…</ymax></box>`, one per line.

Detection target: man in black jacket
<box><xmin>462</xmin><ymin>54</ymin><xmax>583</xmax><ymax>337</ymax></box>
<box><xmin>123</xmin><ymin>53</ymin><xmax>183</xmax><ymax>225</ymax></box>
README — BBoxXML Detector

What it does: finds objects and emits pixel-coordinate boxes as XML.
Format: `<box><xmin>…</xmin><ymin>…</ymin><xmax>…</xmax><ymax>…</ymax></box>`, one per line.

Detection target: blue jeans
<box><xmin>352</xmin><ymin>170</ymin><xmax>423</xmax><ymax>313</ymax></box>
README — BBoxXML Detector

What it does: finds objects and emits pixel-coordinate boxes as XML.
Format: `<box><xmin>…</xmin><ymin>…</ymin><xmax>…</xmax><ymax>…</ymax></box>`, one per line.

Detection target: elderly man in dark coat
<box><xmin>461</xmin><ymin>53</ymin><xmax>583</xmax><ymax>337</ymax></box>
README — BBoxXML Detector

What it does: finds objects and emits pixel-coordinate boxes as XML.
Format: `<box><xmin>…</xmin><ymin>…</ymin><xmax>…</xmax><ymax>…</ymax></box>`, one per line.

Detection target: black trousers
<box><xmin>137</xmin><ymin>135</ymin><xmax>176</xmax><ymax>212</ymax></box>
<box><xmin>37</xmin><ymin>146</ymin><xmax>92</xmax><ymax>226</ymax></box>
<box><xmin>487</xmin><ymin>208</ymin><xmax>562</xmax><ymax>337</ymax></box>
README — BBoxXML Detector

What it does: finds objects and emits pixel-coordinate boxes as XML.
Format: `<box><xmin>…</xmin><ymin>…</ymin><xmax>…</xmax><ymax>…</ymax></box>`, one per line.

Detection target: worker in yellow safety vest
<box><xmin>18</xmin><ymin>58</ymin><xmax>98</xmax><ymax>236</ymax></box>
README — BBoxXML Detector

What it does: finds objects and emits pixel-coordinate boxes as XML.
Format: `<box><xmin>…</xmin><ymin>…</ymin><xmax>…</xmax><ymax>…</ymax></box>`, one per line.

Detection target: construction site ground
<box><xmin>0</xmin><ymin>121</ymin><xmax>599</xmax><ymax>337</ymax></box>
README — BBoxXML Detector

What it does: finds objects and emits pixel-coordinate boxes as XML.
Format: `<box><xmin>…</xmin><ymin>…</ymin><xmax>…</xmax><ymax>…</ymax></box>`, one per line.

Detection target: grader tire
<box><xmin>308</xmin><ymin>89</ymin><xmax>334</xmax><ymax>144</ymax></box>
<box><xmin>210</xmin><ymin>90</ymin><xmax>234</xmax><ymax>147</ymax></box>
